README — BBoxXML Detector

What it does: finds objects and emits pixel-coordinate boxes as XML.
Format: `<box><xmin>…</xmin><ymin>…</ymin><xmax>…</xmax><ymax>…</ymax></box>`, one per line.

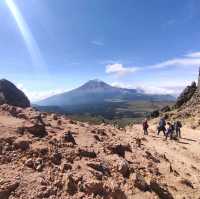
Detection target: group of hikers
<box><xmin>142</xmin><ymin>116</ymin><xmax>182</xmax><ymax>140</ymax></box>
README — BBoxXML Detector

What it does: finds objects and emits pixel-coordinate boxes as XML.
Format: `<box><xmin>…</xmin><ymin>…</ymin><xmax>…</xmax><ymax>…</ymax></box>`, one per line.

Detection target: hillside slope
<box><xmin>0</xmin><ymin>104</ymin><xmax>199</xmax><ymax>199</ymax></box>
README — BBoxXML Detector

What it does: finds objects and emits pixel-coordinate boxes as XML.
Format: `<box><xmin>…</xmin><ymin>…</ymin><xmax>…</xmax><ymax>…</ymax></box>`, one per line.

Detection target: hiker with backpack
<box><xmin>174</xmin><ymin>121</ymin><xmax>182</xmax><ymax>138</ymax></box>
<box><xmin>157</xmin><ymin>117</ymin><xmax>166</xmax><ymax>136</ymax></box>
<box><xmin>165</xmin><ymin>122</ymin><xmax>174</xmax><ymax>140</ymax></box>
<box><xmin>143</xmin><ymin>118</ymin><xmax>149</xmax><ymax>135</ymax></box>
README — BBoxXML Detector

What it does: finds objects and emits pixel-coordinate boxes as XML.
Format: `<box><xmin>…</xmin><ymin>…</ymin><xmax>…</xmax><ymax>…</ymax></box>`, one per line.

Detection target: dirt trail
<box><xmin>125</xmin><ymin>124</ymin><xmax>200</xmax><ymax>198</ymax></box>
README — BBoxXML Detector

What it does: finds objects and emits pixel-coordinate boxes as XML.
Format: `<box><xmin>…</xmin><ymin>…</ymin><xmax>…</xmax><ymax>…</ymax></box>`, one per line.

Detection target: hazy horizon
<box><xmin>1</xmin><ymin>0</ymin><xmax>200</xmax><ymax>101</ymax></box>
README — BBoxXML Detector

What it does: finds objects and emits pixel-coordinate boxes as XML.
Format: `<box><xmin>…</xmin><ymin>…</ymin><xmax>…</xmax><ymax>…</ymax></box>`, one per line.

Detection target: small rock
<box><xmin>17</xmin><ymin>112</ymin><xmax>28</xmax><ymax>119</ymax></box>
<box><xmin>180</xmin><ymin>179</ymin><xmax>194</xmax><ymax>189</ymax></box>
<box><xmin>13</xmin><ymin>137</ymin><xmax>30</xmax><ymax>151</ymax></box>
<box><xmin>118</xmin><ymin>159</ymin><xmax>130</xmax><ymax>178</ymax></box>
<box><xmin>21</xmin><ymin>122</ymin><xmax>47</xmax><ymax>137</ymax></box>
<box><xmin>63</xmin><ymin>131</ymin><xmax>77</xmax><ymax>145</ymax></box>
<box><xmin>25</xmin><ymin>158</ymin><xmax>34</xmax><ymax>168</ymax></box>
<box><xmin>108</xmin><ymin>143</ymin><xmax>131</xmax><ymax>157</ymax></box>
<box><xmin>60</xmin><ymin>162</ymin><xmax>72</xmax><ymax>173</ymax></box>
<box><xmin>57</xmin><ymin>120</ymin><xmax>62</xmax><ymax>125</ymax></box>
<box><xmin>34</xmin><ymin>158</ymin><xmax>43</xmax><ymax>172</ymax></box>
<box><xmin>83</xmin><ymin>180</ymin><xmax>106</xmax><ymax>196</ymax></box>
<box><xmin>150</xmin><ymin>179</ymin><xmax>174</xmax><ymax>199</ymax></box>
<box><xmin>87</xmin><ymin>162</ymin><xmax>110</xmax><ymax>176</ymax></box>
<box><xmin>36</xmin><ymin>164</ymin><xmax>43</xmax><ymax>172</ymax></box>
<box><xmin>145</xmin><ymin>151</ymin><xmax>160</xmax><ymax>163</ymax></box>
<box><xmin>51</xmin><ymin>151</ymin><xmax>62</xmax><ymax>165</ymax></box>
<box><xmin>52</xmin><ymin>114</ymin><xmax>58</xmax><ymax>120</ymax></box>
<box><xmin>0</xmin><ymin>180</ymin><xmax>20</xmax><ymax>199</ymax></box>
<box><xmin>63</xmin><ymin>174</ymin><xmax>77</xmax><ymax>195</ymax></box>
<box><xmin>69</xmin><ymin>120</ymin><xmax>77</xmax><ymax>124</ymax></box>
<box><xmin>97</xmin><ymin>129</ymin><xmax>107</xmax><ymax>136</ymax></box>
<box><xmin>94</xmin><ymin>135</ymin><xmax>102</xmax><ymax>142</ymax></box>
<box><xmin>136</xmin><ymin>138</ymin><xmax>142</xmax><ymax>148</ymax></box>
<box><xmin>78</xmin><ymin>148</ymin><xmax>97</xmax><ymax>158</ymax></box>
<box><xmin>134</xmin><ymin>172</ymin><xmax>149</xmax><ymax>191</ymax></box>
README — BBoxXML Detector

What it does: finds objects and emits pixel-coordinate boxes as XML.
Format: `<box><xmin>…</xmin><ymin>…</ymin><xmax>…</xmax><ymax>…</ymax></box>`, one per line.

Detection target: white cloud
<box><xmin>186</xmin><ymin>51</ymin><xmax>200</xmax><ymax>58</ymax></box>
<box><xmin>111</xmin><ymin>80</ymin><xmax>191</xmax><ymax>96</ymax></box>
<box><xmin>91</xmin><ymin>40</ymin><xmax>104</xmax><ymax>46</ymax></box>
<box><xmin>136</xmin><ymin>85</ymin><xmax>181</xmax><ymax>95</ymax></box>
<box><xmin>16</xmin><ymin>83</ymin><xmax>67</xmax><ymax>102</ymax></box>
<box><xmin>106</xmin><ymin>63</ymin><xmax>139</xmax><ymax>77</ymax></box>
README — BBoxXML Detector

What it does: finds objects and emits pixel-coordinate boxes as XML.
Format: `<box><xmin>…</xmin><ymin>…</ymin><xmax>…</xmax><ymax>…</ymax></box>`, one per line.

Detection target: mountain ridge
<box><xmin>37</xmin><ymin>79</ymin><xmax>175</xmax><ymax>106</ymax></box>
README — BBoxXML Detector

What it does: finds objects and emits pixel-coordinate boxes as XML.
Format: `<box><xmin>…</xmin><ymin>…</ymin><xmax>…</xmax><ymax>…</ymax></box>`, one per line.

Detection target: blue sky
<box><xmin>1</xmin><ymin>0</ymin><xmax>200</xmax><ymax>101</ymax></box>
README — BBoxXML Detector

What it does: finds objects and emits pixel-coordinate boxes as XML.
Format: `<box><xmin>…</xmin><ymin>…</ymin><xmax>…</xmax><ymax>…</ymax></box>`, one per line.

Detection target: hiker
<box><xmin>165</xmin><ymin>122</ymin><xmax>174</xmax><ymax>140</ymax></box>
<box><xmin>143</xmin><ymin>118</ymin><xmax>149</xmax><ymax>135</ymax></box>
<box><xmin>157</xmin><ymin>117</ymin><xmax>166</xmax><ymax>136</ymax></box>
<box><xmin>174</xmin><ymin>120</ymin><xmax>182</xmax><ymax>138</ymax></box>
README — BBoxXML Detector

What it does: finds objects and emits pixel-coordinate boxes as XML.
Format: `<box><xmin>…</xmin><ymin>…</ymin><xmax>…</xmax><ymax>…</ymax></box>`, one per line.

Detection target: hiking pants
<box><xmin>176</xmin><ymin>128</ymin><xmax>181</xmax><ymax>138</ymax></box>
<box><xmin>143</xmin><ymin>128</ymin><xmax>148</xmax><ymax>135</ymax></box>
<box><xmin>158</xmin><ymin>126</ymin><xmax>166</xmax><ymax>136</ymax></box>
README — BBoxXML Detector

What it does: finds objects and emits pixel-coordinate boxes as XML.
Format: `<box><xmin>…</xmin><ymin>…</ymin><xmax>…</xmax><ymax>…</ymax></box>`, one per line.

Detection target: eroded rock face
<box><xmin>0</xmin><ymin>79</ymin><xmax>30</xmax><ymax>108</ymax></box>
<box><xmin>150</xmin><ymin>110</ymin><xmax>160</xmax><ymax>118</ymax></box>
<box><xmin>175</xmin><ymin>82</ymin><xmax>197</xmax><ymax>109</ymax></box>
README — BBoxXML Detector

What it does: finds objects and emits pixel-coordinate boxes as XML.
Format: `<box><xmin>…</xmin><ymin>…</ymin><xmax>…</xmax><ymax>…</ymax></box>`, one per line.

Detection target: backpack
<box><xmin>177</xmin><ymin>121</ymin><xmax>182</xmax><ymax>128</ymax></box>
<box><xmin>159</xmin><ymin>118</ymin><xmax>166</xmax><ymax>127</ymax></box>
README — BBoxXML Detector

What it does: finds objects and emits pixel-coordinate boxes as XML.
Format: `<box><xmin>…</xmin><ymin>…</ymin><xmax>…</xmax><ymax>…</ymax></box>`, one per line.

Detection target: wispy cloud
<box><xmin>111</xmin><ymin>80</ymin><xmax>191</xmax><ymax>96</ymax></box>
<box><xmin>106</xmin><ymin>63</ymin><xmax>139</xmax><ymax>77</ymax></box>
<box><xmin>106</xmin><ymin>51</ymin><xmax>200</xmax><ymax>77</ymax></box>
<box><xmin>149</xmin><ymin>57</ymin><xmax>200</xmax><ymax>69</ymax></box>
<box><xmin>91</xmin><ymin>40</ymin><xmax>104</xmax><ymax>46</ymax></box>
<box><xmin>149</xmin><ymin>51</ymin><xmax>200</xmax><ymax>69</ymax></box>
<box><xmin>186</xmin><ymin>51</ymin><xmax>200</xmax><ymax>58</ymax></box>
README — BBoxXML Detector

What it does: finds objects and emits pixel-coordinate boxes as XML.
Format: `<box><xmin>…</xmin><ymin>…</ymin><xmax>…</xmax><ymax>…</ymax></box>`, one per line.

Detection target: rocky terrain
<box><xmin>158</xmin><ymin>75</ymin><xmax>200</xmax><ymax>130</ymax></box>
<box><xmin>0</xmin><ymin>104</ymin><xmax>200</xmax><ymax>199</ymax></box>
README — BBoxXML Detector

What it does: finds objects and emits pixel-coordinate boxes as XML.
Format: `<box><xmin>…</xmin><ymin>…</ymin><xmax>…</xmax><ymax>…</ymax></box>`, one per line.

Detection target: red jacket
<box><xmin>143</xmin><ymin>121</ymin><xmax>149</xmax><ymax>129</ymax></box>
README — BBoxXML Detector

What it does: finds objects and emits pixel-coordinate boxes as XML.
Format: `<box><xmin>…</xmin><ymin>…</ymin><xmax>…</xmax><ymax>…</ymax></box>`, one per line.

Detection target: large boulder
<box><xmin>0</xmin><ymin>79</ymin><xmax>30</xmax><ymax>108</ymax></box>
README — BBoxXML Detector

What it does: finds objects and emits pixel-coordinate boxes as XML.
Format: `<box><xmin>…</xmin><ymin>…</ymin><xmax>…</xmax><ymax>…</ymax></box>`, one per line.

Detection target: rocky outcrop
<box><xmin>174</xmin><ymin>81</ymin><xmax>197</xmax><ymax>109</ymax></box>
<box><xmin>0</xmin><ymin>79</ymin><xmax>30</xmax><ymax>108</ymax></box>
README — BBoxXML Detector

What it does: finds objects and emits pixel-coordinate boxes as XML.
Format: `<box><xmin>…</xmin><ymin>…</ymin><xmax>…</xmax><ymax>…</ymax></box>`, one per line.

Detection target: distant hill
<box><xmin>37</xmin><ymin>79</ymin><xmax>175</xmax><ymax>106</ymax></box>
